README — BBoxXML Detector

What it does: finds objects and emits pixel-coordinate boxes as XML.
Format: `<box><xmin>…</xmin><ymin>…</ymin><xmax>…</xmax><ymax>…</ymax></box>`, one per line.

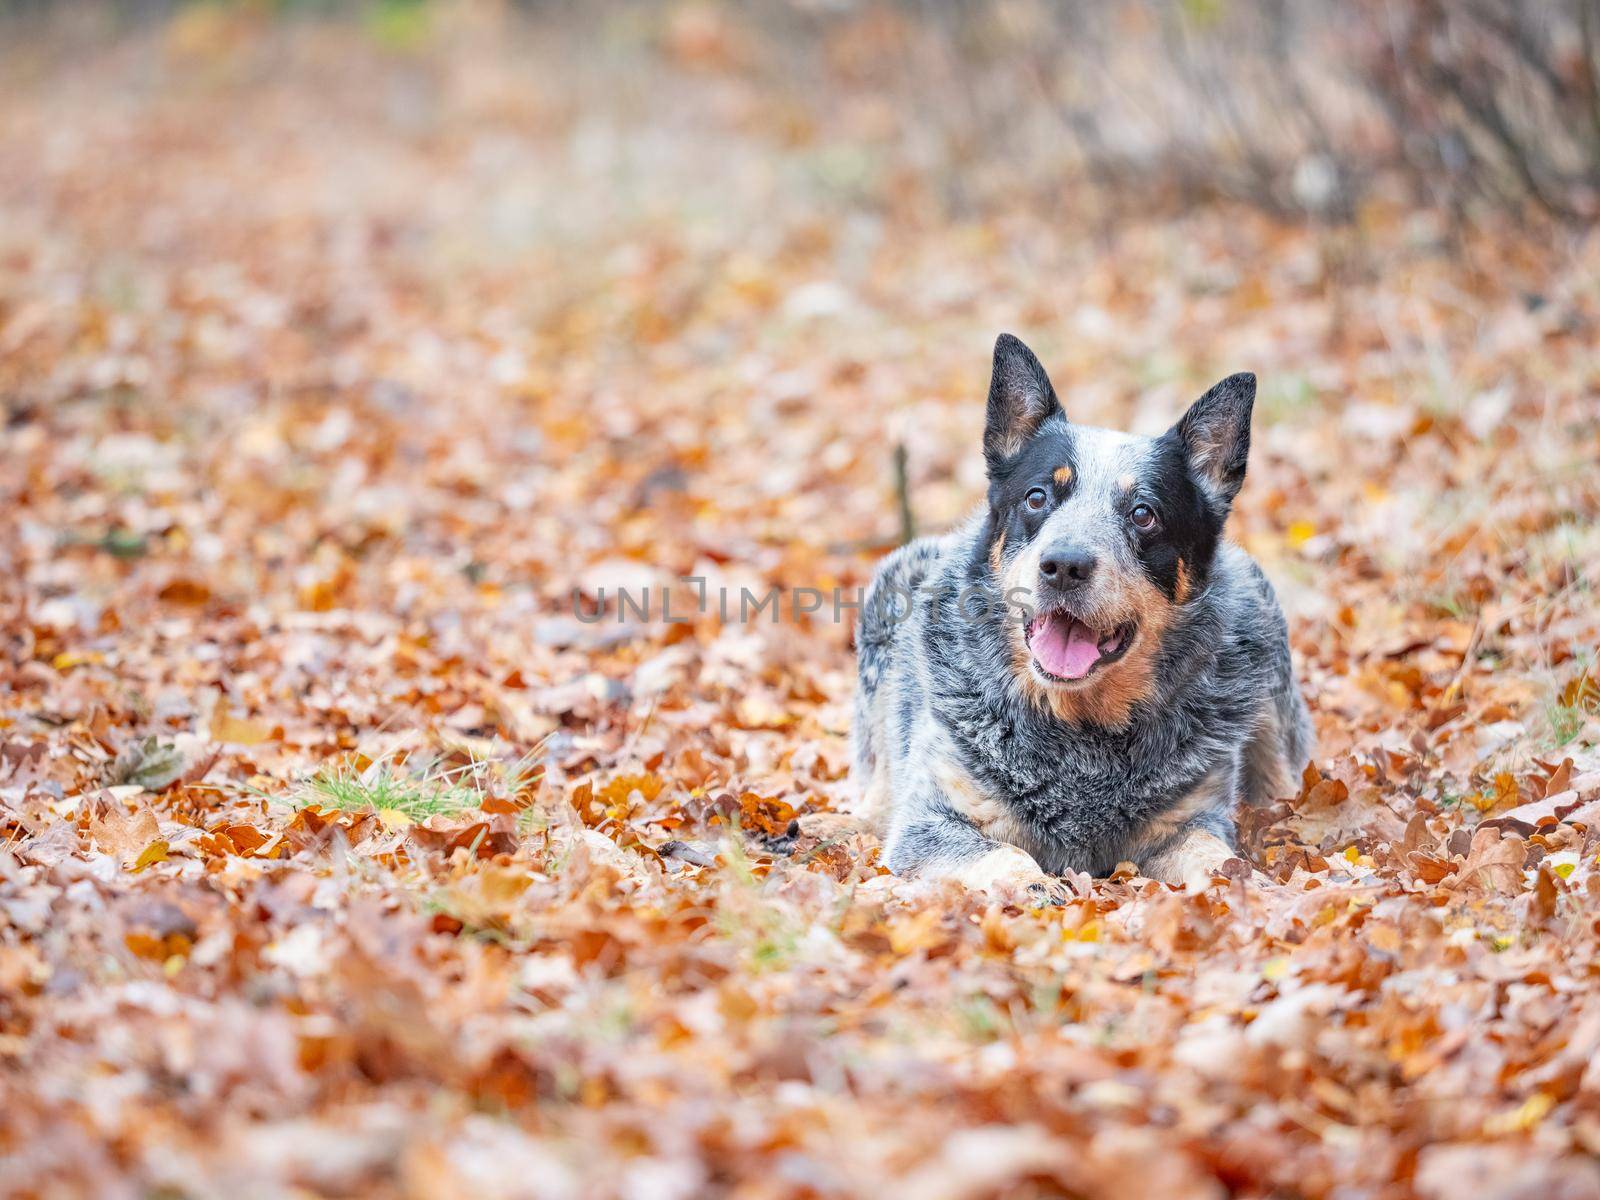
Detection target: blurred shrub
<box><xmin>3</xmin><ymin>0</ymin><xmax>1596</xmax><ymax>223</ymax></box>
<box><xmin>803</xmin><ymin>0</ymin><xmax>1600</xmax><ymax>223</ymax></box>
<box><xmin>1349</xmin><ymin>0</ymin><xmax>1600</xmax><ymax>221</ymax></box>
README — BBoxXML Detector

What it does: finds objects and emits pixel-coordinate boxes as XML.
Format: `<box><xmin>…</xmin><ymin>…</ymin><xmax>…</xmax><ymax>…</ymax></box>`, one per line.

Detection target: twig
<box><xmin>893</xmin><ymin>442</ymin><xmax>915</xmax><ymax>547</ymax></box>
<box><xmin>622</xmin><ymin>691</ymin><xmax>660</xmax><ymax>760</ymax></box>
<box><xmin>1578</xmin><ymin>0</ymin><xmax>1600</xmax><ymax>158</ymax></box>
<box><xmin>1434</xmin><ymin>617</ymin><xmax>1485</xmax><ymax>717</ymax></box>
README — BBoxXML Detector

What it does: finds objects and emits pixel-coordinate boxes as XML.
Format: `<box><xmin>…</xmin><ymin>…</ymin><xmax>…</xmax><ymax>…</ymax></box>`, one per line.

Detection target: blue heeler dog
<box><xmin>852</xmin><ymin>334</ymin><xmax>1312</xmax><ymax>898</ymax></box>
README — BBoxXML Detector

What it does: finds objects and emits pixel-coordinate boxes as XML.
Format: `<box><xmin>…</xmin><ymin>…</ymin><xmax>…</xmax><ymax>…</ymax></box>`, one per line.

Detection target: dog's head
<box><xmin>980</xmin><ymin>333</ymin><xmax>1254</xmax><ymax>721</ymax></box>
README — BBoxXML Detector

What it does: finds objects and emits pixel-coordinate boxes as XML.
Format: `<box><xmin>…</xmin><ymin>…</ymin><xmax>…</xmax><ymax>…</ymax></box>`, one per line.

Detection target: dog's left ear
<box><xmin>1175</xmin><ymin>373</ymin><xmax>1254</xmax><ymax>505</ymax></box>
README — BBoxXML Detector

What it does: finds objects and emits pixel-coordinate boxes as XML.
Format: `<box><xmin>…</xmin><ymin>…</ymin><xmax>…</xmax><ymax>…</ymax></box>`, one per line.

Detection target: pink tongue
<box><xmin>1031</xmin><ymin>614</ymin><xmax>1103</xmax><ymax>679</ymax></box>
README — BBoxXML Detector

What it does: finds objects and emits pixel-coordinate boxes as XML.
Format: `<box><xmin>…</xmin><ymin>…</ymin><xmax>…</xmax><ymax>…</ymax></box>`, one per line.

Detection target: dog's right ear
<box><xmin>984</xmin><ymin>333</ymin><xmax>1061</xmax><ymax>470</ymax></box>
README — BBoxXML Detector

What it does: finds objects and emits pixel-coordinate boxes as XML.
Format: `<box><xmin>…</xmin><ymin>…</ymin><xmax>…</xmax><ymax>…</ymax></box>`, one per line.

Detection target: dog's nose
<box><xmin>1040</xmin><ymin>547</ymin><xmax>1097</xmax><ymax>586</ymax></box>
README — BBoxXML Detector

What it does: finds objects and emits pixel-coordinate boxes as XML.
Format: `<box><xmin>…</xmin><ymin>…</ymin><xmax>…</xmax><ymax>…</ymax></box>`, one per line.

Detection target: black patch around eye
<box><xmin>986</xmin><ymin>419</ymin><xmax>1074</xmax><ymax>539</ymax></box>
<box><xmin>1136</xmin><ymin>432</ymin><xmax>1225</xmax><ymax>600</ymax></box>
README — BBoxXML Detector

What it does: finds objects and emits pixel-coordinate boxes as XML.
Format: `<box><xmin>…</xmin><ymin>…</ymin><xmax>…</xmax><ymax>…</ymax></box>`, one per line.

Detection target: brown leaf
<box><xmin>89</xmin><ymin>799</ymin><xmax>162</xmax><ymax>866</ymax></box>
<box><xmin>1452</xmin><ymin>827</ymin><xmax>1526</xmax><ymax>893</ymax></box>
<box><xmin>1480</xmin><ymin>789</ymin><xmax>1582</xmax><ymax>836</ymax></box>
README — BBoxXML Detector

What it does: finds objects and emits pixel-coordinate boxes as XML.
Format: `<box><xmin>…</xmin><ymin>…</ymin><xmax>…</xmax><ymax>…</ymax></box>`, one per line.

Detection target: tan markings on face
<box><xmin>934</xmin><ymin>756</ymin><xmax>1008</xmax><ymax>836</ymax></box>
<box><xmin>989</xmin><ymin>531</ymin><xmax>1006</xmax><ymax>576</ymax></box>
<box><xmin>1053</xmin><ymin>465</ymin><xmax>1073</xmax><ymax>486</ymax></box>
<box><xmin>1174</xmin><ymin>559</ymin><xmax>1190</xmax><ymax>605</ymax></box>
<box><xmin>1117</xmin><ymin>472</ymin><xmax>1136</xmax><ymax>492</ymax></box>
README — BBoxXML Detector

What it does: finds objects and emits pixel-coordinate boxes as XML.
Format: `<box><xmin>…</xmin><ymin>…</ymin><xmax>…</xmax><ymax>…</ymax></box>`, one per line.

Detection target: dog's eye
<box><xmin>1024</xmin><ymin>488</ymin><xmax>1048</xmax><ymax>512</ymax></box>
<box><xmin>1129</xmin><ymin>503</ymin><xmax>1158</xmax><ymax>530</ymax></box>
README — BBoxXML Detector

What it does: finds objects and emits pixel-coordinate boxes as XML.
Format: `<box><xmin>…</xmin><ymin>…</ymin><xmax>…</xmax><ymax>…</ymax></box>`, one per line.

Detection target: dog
<box><xmin>852</xmin><ymin>334</ymin><xmax>1311</xmax><ymax>897</ymax></box>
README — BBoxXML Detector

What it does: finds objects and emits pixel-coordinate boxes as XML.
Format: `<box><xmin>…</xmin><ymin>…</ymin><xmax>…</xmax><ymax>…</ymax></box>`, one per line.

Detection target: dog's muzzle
<box><xmin>1025</xmin><ymin>606</ymin><xmax>1135</xmax><ymax>681</ymax></box>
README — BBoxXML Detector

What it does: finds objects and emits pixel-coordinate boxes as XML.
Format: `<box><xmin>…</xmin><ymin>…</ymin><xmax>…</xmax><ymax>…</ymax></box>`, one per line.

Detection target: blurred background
<box><xmin>8</xmin><ymin>0</ymin><xmax>1600</xmax><ymax>222</ymax></box>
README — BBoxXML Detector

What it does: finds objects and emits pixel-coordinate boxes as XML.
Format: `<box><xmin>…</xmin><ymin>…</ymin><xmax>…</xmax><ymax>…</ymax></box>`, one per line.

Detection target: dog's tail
<box><xmin>850</xmin><ymin>536</ymin><xmax>944</xmax><ymax>826</ymax></box>
<box><xmin>854</xmin><ymin>537</ymin><xmax>943</xmax><ymax>693</ymax></box>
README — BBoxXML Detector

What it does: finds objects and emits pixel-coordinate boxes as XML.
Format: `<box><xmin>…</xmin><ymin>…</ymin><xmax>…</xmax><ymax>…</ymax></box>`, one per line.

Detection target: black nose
<box><xmin>1040</xmin><ymin>548</ymin><xmax>1097</xmax><ymax>585</ymax></box>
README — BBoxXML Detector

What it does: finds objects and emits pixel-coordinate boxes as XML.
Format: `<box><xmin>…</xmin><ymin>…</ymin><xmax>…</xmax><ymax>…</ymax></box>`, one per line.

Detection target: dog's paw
<box><xmin>1024</xmin><ymin>877</ymin><xmax>1075</xmax><ymax>907</ymax></box>
<box><xmin>950</xmin><ymin>844</ymin><xmax>1058</xmax><ymax>905</ymax></box>
<box><xmin>1179</xmin><ymin>853</ymin><xmax>1247</xmax><ymax>891</ymax></box>
<box><xmin>1147</xmin><ymin>830</ymin><xmax>1246</xmax><ymax>891</ymax></box>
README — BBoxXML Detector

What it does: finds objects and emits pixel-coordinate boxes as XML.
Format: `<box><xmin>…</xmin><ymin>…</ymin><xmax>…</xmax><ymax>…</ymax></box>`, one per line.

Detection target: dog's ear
<box><xmin>1175</xmin><ymin>373</ymin><xmax>1254</xmax><ymax>505</ymax></box>
<box><xmin>984</xmin><ymin>333</ymin><xmax>1061</xmax><ymax>469</ymax></box>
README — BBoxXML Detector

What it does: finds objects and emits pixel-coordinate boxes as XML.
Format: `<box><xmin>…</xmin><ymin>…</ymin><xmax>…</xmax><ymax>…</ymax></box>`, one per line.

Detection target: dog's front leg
<box><xmin>1136</xmin><ymin>764</ymin><xmax>1249</xmax><ymax>890</ymax></box>
<box><xmin>885</xmin><ymin>800</ymin><xmax>1059</xmax><ymax>904</ymax></box>
<box><xmin>1142</xmin><ymin>822</ymin><xmax>1241</xmax><ymax>890</ymax></box>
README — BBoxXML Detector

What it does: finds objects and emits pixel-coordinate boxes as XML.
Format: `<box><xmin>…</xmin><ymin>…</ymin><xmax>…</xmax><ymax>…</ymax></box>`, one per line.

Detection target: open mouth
<box><xmin>1025</xmin><ymin>608</ymin><xmax>1136</xmax><ymax>682</ymax></box>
